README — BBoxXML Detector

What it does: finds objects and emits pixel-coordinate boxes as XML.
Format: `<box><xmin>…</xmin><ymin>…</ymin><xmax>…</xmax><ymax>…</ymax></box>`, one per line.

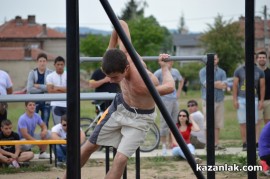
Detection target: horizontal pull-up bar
<box><xmin>80</xmin><ymin>56</ymin><xmax>207</xmax><ymax>63</ymax></box>
<box><xmin>0</xmin><ymin>92</ymin><xmax>116</xmax><ymax>102</ymax></box>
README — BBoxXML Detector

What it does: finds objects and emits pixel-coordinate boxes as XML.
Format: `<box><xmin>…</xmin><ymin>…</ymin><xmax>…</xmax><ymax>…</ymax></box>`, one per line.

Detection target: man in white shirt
<box><xmin>51</xmin><ymin>114</ymin><xmax>85</xmax><ymax>166</ymax></box>
<box><xmin>187</xmin><ymin>100</ymin><xmax>206</xmax><ymax>149</ymax></box>
<box><xmin>0</xmin><ymin>70</ymin><xmax>13</xmax><ymax>127</ymax></box>
<box><xmin>46</xmin><ymin>56</ymin><xmax>67</xmax><ymax>125</ymax></box>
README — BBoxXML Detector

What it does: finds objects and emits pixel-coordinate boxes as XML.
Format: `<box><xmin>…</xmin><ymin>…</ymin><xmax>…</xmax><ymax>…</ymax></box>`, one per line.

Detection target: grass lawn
<box><xmin>6</xmin><ymin>90</ymin><xmax>242</xmax><ymax>148</ymax></box>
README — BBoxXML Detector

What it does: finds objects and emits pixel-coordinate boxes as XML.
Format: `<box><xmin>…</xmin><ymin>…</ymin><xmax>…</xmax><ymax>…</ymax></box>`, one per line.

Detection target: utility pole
<box><xmin>263</xmin><ymin>5</ymin><xmax>269</xmax><ymax>55</ymax></box>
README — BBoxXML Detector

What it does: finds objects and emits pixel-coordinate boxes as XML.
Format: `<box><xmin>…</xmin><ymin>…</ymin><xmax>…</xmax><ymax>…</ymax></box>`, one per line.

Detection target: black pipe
<box><xmin>206</xmin><ymin>54</ymin><xmax>215</xmax><ymax>179</ymax></box>
<box><xmin>105</xmin><ymin>147</ymin><xmax>110</xmax><ymax>173</ymax></box>
<box><xmin>66</xmin><ymin>0</ymin><xmax>81</xmax><ymax>178</ymax></box>
<box><xmin>136</xmin><ymin>148</ymin><xmax>140</xmax><ymax>179</ymax></box>
<box><xmin>245</xmin><ymin>0</ymin><xmax>257</xmax><ymax>179</ymax></box>
<box><xmin>99</xmin><ymin>0</ymin><xmax>204</xmax><ymax>178</ymax></box>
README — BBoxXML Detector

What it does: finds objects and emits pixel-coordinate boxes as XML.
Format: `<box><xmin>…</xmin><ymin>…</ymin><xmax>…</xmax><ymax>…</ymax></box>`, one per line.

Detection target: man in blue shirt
<box><xmin>199</xmin><ymin>54</ymin><xmax>227</xmax><ymax>150</ymax></box>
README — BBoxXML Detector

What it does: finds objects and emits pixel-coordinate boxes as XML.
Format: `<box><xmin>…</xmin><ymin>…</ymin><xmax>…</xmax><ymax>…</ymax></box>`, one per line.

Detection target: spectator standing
<box><xmin>17</xmin><ymin>101</ymin><xmax>51</xmax><ymax>159</ymax></box>
<box><xmin>232</xmin><ymin>53</ymin><xmax>265</xmax><ymax>151</ymax></box>
<box><xmin>170</xmin><ymin>109</ymin><xmax>201</xmax><ymax>163</ymax></box>
<box><xmin>46</xmin><ymin>56</ymin><xmax>67</xmax><ymax>125</ymax></box>
<box><xmin>187</xmin><ymin>100</ymin><xmax>206</xmax><ymax>149</ymax></box>
<box><xmin>27</xmin><ymin>53</ymin><xmax>53</xmax><ymax>128</ymax></box>
<box><xmin>199</xmin><ymin>54</ymin><xmax>227</xmax><ymax>150</ymax></box>
<box><xmin>0</xmin><ymin>119</ymin><xmax>34</xmax><ymax>168</ymax></box>
<box><xmin>0</xmin><ymin>69</ymin><xmax>13</xmax><ymax>127</ymax></box>
<box><xmin>89</xmin><ymin>68</ymin><xmax>120</xmax><ymax>111</ymax></box>
<box><xmin>256</xmin><ymin>51</ymin><xmax>270</xmax><ymax>130</ymax></box>
<box><xmin>154</xmin><ymin>60</ymin><xmax>183</xmax><ymax>156</ymax></box>
<box><xmin>51</xmin><ymin>114</ymin><xmax>85</xmax><ymax>166</ymax></box>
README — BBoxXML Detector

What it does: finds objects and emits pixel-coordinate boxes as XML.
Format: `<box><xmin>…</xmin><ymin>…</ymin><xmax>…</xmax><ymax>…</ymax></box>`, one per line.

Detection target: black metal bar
<box><xmin>105</xmin><ymin>146</ymin><xmax>110</xmax><ymax>173</ymax></box>
<box><xmin>54</xmin><ymin>145</ymin><xmax>57</xmax><ymax>167</ymax></box>
<box><xmin>49</xmin><ymin>144</ymin><xmax>52</xmax><ymax>164</ymax></box>
<box><xmin>206</xmin><ymin>53</ymin><xmax>215</xmax><ymax>179</ymax></box>
<box><xmin>99</xmin><ymin>0</ymin><xmax>204</xmax><ymax>178</ymax></box>
<box><xmin>80</xmin><ymin>56</ymin><xmax>207</xmax><ymax>63</ymax></box>
<box><xmin>136</xmin><ymin>148</ymin><xmax>140</xmax><ymax>179</ymax></box>
<box><xmin>245</xmin><ymin>0</ymin><xmax>257</xmax><ymax>179</ymax></box>
<box><xmin>123</xmin><ymin>166</ymin><xmax>127</xmax><ymax>179</ymax></box>
<box><xmin>66</xmin><ymin>0</ymin><xmax>81</xmax><ymax>178</ymax></box>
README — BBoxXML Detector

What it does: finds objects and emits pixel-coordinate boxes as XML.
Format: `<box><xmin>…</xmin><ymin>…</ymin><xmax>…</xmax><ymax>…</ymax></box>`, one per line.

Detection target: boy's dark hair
<box><xmin>61</xmin><ymin>114</ymin><xmax>67</xmax><ymax>122</ymax></box>
<box><xmin>36</xmin><ymin>53</ymin><xmax>48</xmax><ymax>61</ymax></box>
<box><xmin>25</xmin><ymin>101</ymin><xmax>35</xmax><ymax>106</ymax></box>
<box><xmin>101</xmin><ymin>49</ymin><xmax>129</xmax><ymax>75</ymax></box>
<box><xmin>1</xmin><ymin>119</ymin><xmax>12</xmax><ymax>127</ymax></box>
<box><xmin>257</xmin><ymin>51</ymin><xmax>268</xmax><ymax>58</ymax></box>
<box><xmin>54</xmin><ymin>56</ymin><xmax>65</xmax><ymax>64</ymax></box>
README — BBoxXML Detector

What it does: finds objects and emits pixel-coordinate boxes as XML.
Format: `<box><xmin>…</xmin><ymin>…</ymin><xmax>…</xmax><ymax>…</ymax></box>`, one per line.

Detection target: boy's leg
<box><xmin>62</xmin><ymin>140</ymin><xmax>100</xmax><ymax>179</ymax></box>
<box><xmin>105</xmin><ymin>152</ymin><xmax>128</xmax><ymax>179</ymax></box>
<box><xmin>18</xmin><ymin>151</ymin><xmax>34</xmax><ymax>162</ymax></box>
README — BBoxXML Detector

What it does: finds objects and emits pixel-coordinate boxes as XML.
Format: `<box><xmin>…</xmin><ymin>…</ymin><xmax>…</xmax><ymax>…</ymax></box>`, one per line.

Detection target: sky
<box><xmin>0</xmin><ymin>0</ymin><xmax>268</xmax><ymax>33</ymax></box>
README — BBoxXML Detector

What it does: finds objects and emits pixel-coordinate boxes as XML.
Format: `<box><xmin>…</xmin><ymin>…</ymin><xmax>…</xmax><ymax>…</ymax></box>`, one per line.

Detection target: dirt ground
<box><xmin>0</xmin><ymin>159</ymin><xmax>269</xmax><ymax>179</ymax></box>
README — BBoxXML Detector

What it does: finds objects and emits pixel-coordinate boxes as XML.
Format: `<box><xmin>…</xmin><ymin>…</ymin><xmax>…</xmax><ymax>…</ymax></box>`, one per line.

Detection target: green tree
<box><xmin>200</xmin><ymin>15</ymin><xmax>244</xmax><ymax>76</ymax></box>
<box><xmin>80</xmin><ymin>34</ymin><xmax>110</xmax><ymax>72</ymax></box>
<box><xmin>119</xmin><ymin>0</ymin><xmax>147</xmax><ymax>20</ymax></box>
<box><xmin>127</xmin><ymin>16</ymin><xmax>171</xmax><ymax>71</ymax></box>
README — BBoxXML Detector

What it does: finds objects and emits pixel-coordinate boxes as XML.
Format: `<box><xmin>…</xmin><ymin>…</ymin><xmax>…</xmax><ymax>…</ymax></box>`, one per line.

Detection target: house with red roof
<box><xmin>0</xmin><ymin>15</ymin><xmax>66</xmax><ymax>89</ymax></box>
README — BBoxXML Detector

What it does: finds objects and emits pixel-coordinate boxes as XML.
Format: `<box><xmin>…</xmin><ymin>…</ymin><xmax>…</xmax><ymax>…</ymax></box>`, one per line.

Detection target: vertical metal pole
<box><xmin>99</xmin><ymin>0</ymin><xmax>204</xmax><ymax>178</ymax></box>
<box><xmin>66</xmin><ymin>0</ymin><xmax>81</xmax><ymax>178</ymax></box>
<box><xmin>206</xmin><ymin>53</ymin><xmax>215</xmax><ymax>179</ymax></box>
<box><xmin>136</xmin><ymin>148</ymin><xmax>140</xmax><ymax>179</ymax></box>
<box><xmin>245</xmin><ymin>0</ymin><xmax>257</xmax><ymax>179</ymax></box>
<box><xmin>105</xmin><ymin>146</ymin><xmax>110</xmax><ymax>173</ymax></box>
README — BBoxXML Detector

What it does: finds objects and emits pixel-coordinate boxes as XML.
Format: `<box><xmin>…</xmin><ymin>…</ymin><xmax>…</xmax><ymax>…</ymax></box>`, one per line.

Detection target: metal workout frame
<box><xmin>65</xmin><ymin>0</ymin><xmax>256</xmax><ymax>179</ymax></box>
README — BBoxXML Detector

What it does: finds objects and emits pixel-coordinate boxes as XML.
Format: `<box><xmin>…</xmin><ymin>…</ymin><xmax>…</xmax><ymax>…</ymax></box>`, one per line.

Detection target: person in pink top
<box><xmin>170</xmin><ymin>109</ymin><xmax>202</xmax><ymax>163</ymax></box>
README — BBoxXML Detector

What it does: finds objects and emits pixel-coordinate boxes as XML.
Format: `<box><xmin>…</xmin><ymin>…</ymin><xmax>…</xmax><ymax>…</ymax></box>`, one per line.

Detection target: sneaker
<box><xmin>260</xmin><ymin>160</ymin><xmax>270</xmax><ymax>172</ymax></box>
<box><xmin>195</xmin><ymin>157</ymin><xmax>202</xmax><ymax>164</ymax></box>
<box><xmin>162</xmin><ymin>148</ymin><xmax>167</xmax><ymax>156</ymax></box>
<box><xmin>11</xmin><ymin>160</ymin><xmax>20</xmax><ymax>168</ymax></box>
<box><xmin>39</xmin><ymin>152</ymin><xmax>50</xmax><ymax>159</ymax></box>
<box><xmin>57</xmin><ymin>162</ymin><xmax>66</xmax><ymax>168</ymax></box>
<box><xmin>215</xmin><ymin>145</ymin><xmax>226</xmax><ymax>151</ymax></box>
<box><xmin>242</xmin><ymin>143</ymin><xmax>247</xmax><ymax>151</ymax></box>
<box><xmin>263</xmin><ymin>170</ymin><xmax>270</xmax><ymax>176</ymax></box>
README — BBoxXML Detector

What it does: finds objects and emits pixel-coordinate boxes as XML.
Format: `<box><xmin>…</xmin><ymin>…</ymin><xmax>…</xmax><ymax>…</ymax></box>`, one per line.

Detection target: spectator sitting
<box><xmin>170</xmin><ymin>109</ymin><xmax>202</xmax><ymax>164</ymax></box>
<box><xmin>17</xmin><ymin>101</ymin><xmax>51</xmax><ymax>159</ymax></box>
<box><xmin>0</xmin><ymin>119</ymin><xmax>34</xmax><ymax>168</ymax></box>
<box><xmin>187</xmin><ymin>100</ymin><xmax>206</xmax><ymax>149</ymax></box>
<box><xmin>51</xmin><ymin>114</ymin><xmax>85</xmax><ymax>166</ymax></box>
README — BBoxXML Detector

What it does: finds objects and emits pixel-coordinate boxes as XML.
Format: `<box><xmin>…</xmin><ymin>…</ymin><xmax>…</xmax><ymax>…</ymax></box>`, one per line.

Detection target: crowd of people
<box><xmin>0</xmin><ymin>19</ymin><xmax>269</xmax><ymax>178</ymax></box>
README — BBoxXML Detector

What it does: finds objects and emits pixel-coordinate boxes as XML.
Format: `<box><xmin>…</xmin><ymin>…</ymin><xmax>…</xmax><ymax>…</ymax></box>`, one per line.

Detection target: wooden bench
<box><xmin>0</xmin><ymin>140</ymin><xmax>66</xmax><ymax>167</ymax></box>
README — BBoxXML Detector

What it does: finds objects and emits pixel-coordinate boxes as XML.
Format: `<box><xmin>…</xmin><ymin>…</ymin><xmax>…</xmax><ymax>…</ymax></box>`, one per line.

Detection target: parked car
<box><xmin>226</xmin><ymin>77</ymin><xmax>233</xmax><ymax>92</ymax></box>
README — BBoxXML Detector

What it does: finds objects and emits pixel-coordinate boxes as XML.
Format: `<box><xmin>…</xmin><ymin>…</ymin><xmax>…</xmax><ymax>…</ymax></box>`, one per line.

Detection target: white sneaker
<box><xmin>162</xmin><ymin>148</ymin><xmax>167</xmax><ymax>156</ymax></box>
<box><xmin>39</xmin><ymin>152</ymin><xmax>50</xmax><ymax>159</ymax></box>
